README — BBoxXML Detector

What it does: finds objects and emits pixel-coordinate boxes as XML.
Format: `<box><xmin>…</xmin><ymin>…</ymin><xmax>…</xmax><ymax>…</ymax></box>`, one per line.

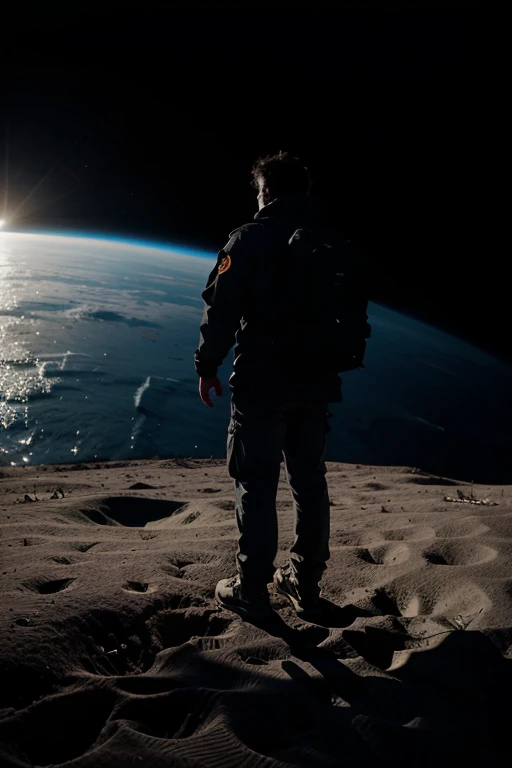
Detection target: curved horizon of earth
<box><xmin>0</xmin><ymin>231</ymin><xmax>511</xmax><ymax>484</ymax></box>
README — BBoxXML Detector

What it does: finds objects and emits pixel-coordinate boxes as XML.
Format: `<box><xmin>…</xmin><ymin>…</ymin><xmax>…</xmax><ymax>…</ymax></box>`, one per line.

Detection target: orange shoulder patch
<box><xmin>218</xmin><ymin>253</ymin><xmax>232</xmax><ymax>275</ymax></box>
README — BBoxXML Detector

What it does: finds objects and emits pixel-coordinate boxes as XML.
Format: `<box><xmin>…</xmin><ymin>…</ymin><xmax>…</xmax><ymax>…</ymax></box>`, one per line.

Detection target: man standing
<box><xmin>194</xmin><ymin>152</ymin><xmax>369</xmax><ymax>619</ymax></box>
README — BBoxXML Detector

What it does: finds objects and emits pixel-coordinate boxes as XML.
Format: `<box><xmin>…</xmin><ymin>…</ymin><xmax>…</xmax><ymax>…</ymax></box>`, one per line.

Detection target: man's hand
<box><xmin>199</xmin><ymin>376</ymin><xmax>223</xmax><ymax>407</ymax></box>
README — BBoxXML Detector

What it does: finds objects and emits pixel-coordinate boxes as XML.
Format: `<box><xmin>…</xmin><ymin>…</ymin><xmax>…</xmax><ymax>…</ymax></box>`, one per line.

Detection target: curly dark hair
<box><xmin>250</xmin><ymin>151</ymin><xmax>311</xmax><ymax>202</ymax></box>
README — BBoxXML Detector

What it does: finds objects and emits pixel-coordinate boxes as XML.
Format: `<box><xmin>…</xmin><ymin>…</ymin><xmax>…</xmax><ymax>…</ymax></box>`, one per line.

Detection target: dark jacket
<box><xmin>193</xmin><ymin>196</ymin><xmax>343</xmax><ymax>403</ymax></box>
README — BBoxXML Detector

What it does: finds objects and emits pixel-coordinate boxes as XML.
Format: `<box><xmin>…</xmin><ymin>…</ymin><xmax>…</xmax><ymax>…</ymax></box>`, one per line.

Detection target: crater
<box><xmin>357</xmin><ymin>543</ymin><xmax>410</xmax><ymax>565</ymax></box>
<box><xmin>435</xmin><ymin>521</ymin><xmax>490</xmax><ymax>539</ymax></box>
<box><xmin>23</xmin><ymin>578</ymin><xmax>76</xmax><ymax>594</ymax></box>
<box><xmin>332</xmin><ymin>530</ymin><xmax>382</xmax><ymax>547</ymax></box>
<box><xmin>178</xmin><ymin>560</ymin><xmax>224</xmax><ymax>582</ymax></box>
<box><xmin>432</xmin><ymin>582</ymin><xmax>492</xmax><ymax>617</ymax></box>
<box><xmin>77</xmin><ymin>497</ymin><xmax>187</xmax><ymax>527</ymax></box>
<box><xmin>424</xmin><ymin>541</ymin><xmax>497</xmax><ymax>566</ymax></box>
<box><xmin>149</xmin><ymin>607</ymin><xmax>234</xmax><ymax>651</ymax></box>
<box><xmin>365</xmin><ymin>589</ymin><xmax>421</xmax><ymax>618</ymax></box>
<box><xmin>381</xmin><ymin>525</ymin><xmax>435</xmax><ymax>542</ymax></box>
<box><xmin>122</xmin><ymin>580</ymin><xmax>152</xmax><ymax>593</ymax></box>
<box><xmin>76</xmin><ymin>507</ymin><xmax>118</xmax><ymax>526</ymax></box>
<box><xmin>46</xmin><ymin>555</ymin><xmax>75</xmax><ymax>565</ymax></box>
<box><xmin>369</xmin><ymin>589</ymin><xmax>402</xmax><ymax>616</ymax></box>
<box><xmin>72</xmin><ymin>542</ymin><xmax>100</xmax><ymax>553</ymax></box>
<box><xmin>342</xmin><ymin>627</ymin><xmax>410</xmax><ymax>670</ymax></box>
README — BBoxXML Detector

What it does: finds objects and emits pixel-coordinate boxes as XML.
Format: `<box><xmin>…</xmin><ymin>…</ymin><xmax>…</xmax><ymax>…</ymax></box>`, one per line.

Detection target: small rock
<box><xmin>24</xmin><ymin>494</ymin><xmax>34</xmax><ymax>503</ymax></box>
<box><xmin>381</xmin><ymin>505</ymin><xmax>391</xmax><ymax>513</ymax></box>
<box><xmin>23</xmin><ymin>538</ymin><xmax>28</xmax><ymax>546</ymax></box>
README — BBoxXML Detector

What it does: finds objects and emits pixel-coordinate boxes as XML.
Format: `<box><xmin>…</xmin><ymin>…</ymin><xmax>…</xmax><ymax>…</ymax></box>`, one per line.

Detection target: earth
<box><xmin>1</xmin><ymin>231</ymin><xmax>511</xmax><ymax>482</ymax></box>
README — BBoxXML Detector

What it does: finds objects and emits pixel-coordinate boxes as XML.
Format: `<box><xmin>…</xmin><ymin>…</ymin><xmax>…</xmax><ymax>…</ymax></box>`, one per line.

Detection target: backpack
<box><xmin>261</xmin><ymin>224</ymin><xmax>371</xmax><ymax>374</ymax></box>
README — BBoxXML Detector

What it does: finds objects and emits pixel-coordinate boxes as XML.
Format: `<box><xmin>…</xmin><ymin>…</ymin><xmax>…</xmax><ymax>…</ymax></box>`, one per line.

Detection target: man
<box><xmin>194</xmin><ymin>152</ymin><xmax>361</xmax><ymax>619</ymax></box>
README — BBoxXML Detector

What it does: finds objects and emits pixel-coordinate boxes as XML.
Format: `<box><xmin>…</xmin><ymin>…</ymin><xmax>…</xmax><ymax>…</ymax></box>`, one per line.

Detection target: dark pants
<box><xmin>226</xmin><ymin>394</ymin><xmax>333</xmax><ymax>590</ymax></box>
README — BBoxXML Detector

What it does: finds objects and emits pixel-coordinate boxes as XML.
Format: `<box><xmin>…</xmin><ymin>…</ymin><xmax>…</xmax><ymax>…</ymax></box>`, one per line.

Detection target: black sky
<box><xmin>3</xmin><ymin>2</ymin><xmax>502</xmax><ymax>361</ymax></box>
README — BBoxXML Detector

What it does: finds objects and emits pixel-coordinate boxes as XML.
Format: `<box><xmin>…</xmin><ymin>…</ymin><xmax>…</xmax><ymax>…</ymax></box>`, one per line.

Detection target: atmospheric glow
<box><xmin>2</xmin><ymin>229</ymin><xmax>215</xmax><ymax>260</ymax></box>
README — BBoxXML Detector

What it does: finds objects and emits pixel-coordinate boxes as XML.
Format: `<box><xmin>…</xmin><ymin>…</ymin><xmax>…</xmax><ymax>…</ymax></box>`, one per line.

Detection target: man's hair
<box><xmin>250</xmin><ymin>151</ymin><xmax>311</xmax><ymax>200</ymax></box>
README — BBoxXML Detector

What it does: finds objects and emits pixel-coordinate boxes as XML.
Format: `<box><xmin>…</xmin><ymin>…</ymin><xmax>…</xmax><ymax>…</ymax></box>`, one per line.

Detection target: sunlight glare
<box><xmin>0</xmin><ymin>220</ymin><xmax>5</xmax><ymax>229</ymax></box>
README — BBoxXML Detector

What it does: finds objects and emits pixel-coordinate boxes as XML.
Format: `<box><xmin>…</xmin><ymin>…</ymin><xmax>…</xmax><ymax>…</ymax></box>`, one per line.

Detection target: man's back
<box><xmin>227</xmin><ymin>195</ymin><xmax>357</xmax><ymax>403</ymax></box>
